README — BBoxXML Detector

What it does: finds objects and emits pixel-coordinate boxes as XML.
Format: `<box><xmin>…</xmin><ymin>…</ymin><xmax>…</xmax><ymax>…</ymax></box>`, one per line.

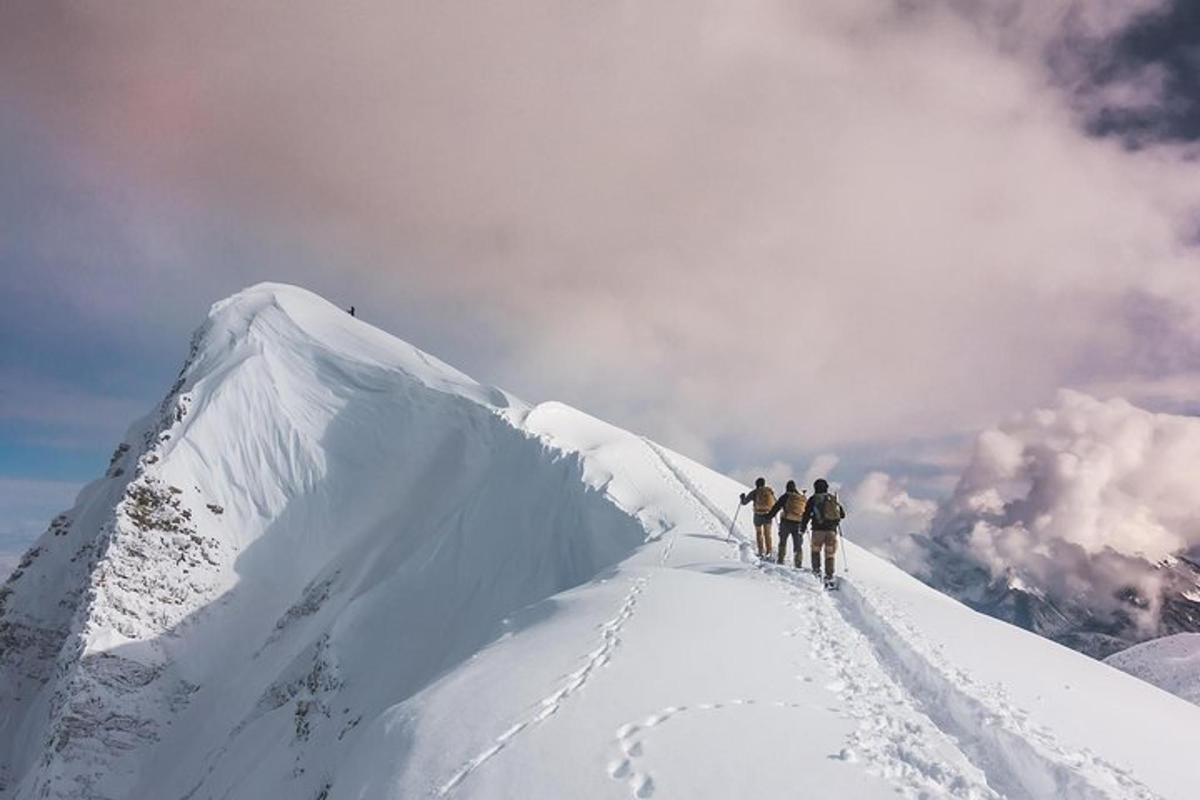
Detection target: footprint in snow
<box><xmin>630</xmin><ymin>773</ymin><xmax>655</xmax><ymax>798</ymax></box>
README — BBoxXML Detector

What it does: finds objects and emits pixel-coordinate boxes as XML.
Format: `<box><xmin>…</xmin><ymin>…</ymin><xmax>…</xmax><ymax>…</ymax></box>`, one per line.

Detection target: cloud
<box><xmin>3</xmin><ymin>0</ymin><xmax>1200</xmax><ymax>474</ymax></box>
<box><xmin>0</xmin><ymin>372</ymin><xmax>148</xmax><ymax>434</ymax></box>
<box><xmin>802</xmin><ymin>454</ymin><xmax>841</xmax><ymax>489</ymax></box>
<box><xmin>930</xmin><ymin>390</ymin><xmax>1200</xmax><ymax>629</ymax></box>
<box><xmin>838</xmin><ymin>471</ymin><xmax>937</xmax><ymax>567</ymax></box>
<box><xmin>731</xmin><ymin>461</ymin><xmax>795</xmax><ymax>492</ymax></box>
<box><xmin>732</xmin><ymin>452</ymin><xmax>846</xmax><ymax>493</ymax></box>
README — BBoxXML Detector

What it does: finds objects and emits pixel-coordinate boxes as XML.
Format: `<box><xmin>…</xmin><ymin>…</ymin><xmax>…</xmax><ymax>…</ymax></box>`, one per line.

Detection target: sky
<box><xmin>2</xmin><ymin>1</ymin><xmax>1200</xmax><ymax>575</ymax></box>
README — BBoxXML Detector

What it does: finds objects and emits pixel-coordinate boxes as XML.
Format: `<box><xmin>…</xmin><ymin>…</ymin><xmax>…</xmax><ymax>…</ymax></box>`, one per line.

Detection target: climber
<box><xmin>801</xmin><ymin>478</ymin><xmax>845</xmax><ymax>586</ymax></box>
<box><xmin>769</xmin><ymin>480</ymin><xmax>807</xmax><ymax>568</ymax></box>
<box><xmin>739</xmin><ymin>477</ymin><xmax>776</xmax><ymax>558</ymax></box>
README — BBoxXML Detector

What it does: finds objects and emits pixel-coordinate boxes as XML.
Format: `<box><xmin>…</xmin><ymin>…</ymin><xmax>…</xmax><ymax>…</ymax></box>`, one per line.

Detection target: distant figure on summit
<box><xmin>348</xmin><ymin>306</ymin><xmax>356</xmax><ymax>317</ymax></box>
<box><xmin>768</xmin><ymin>480</ymin><xmax>807</xmax><ymax>568</ymax></box>
<box><xmin>739</xmin><ymin>477</ymin><xmax>776</xmax><ymax>559</ymax></box>
<box><xmin>802</xmin><ymin>478</ymin><xmax>845</xmax><ymax>586</ymax></box>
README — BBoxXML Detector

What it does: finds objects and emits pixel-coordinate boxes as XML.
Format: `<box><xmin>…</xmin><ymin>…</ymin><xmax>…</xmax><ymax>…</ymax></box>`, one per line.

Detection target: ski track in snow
<box><xmin>832</xmin><ymin>578</ymin><xmax>1161</xmax><ymax>800</ymax></box>
<box><xmin>639</xmin><ymin>442</ymin><xmax>999</xmax><ymax>799</ymax></box>
<box><xmin>771</xmin><ymin>566</ymin><xmax>1000</xmax><ymax>800</ymax></box>
<box><xmin>647</xmin><ymin>442</ymin><xmax>1161</xmax><ymax>800</ymax></box>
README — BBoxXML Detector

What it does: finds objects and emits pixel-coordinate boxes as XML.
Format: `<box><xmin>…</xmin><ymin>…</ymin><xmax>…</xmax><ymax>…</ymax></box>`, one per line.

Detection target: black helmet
<box><xmin>755</xmin><ymin>477</ymin><xmax>766</xmax><ymax>488</ymax></box>
<box><xmin>813</xmin><ymin>478</ymin><xmax>829</xmax><ymax>493</ymax></box>
<box><xmin>786</xmin><ymin>480</ymin><xmax>797</xmax><ymax>492</ymax></box>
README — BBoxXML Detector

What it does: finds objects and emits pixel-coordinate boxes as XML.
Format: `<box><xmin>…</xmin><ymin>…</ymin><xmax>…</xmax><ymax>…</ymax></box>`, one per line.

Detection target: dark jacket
<box><xmin>801</xmin><ymin>492</ymin><xmax>845</xmax><ymax>532</ymax></box>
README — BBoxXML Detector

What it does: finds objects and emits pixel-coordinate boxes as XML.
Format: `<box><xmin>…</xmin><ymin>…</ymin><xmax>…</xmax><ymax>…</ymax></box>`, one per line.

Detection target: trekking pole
<box><xmin>840</xmin><ymin>528</ymin><xmax>850</xmax><ymax>574</ymax></box>
<box><xmin>727</xmin><ymin>503</ymin><xmax>742</xmax><ymax>542</ymax></box>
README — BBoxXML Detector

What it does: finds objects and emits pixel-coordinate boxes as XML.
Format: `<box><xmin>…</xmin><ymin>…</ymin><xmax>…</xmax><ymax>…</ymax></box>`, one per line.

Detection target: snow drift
<box><xmin>1105</xmin><ymin>633</ymin><xmax>1200</xmax><ymax>707</ymax></box>
<box><xmin>2</xmin><ymin>284</ymin><xmax>1198</xmax><ymax>800</ymax></box>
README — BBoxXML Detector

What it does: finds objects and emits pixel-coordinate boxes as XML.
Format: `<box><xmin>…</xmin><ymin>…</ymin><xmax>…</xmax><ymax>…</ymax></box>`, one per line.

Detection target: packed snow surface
<box><xmin>1105</xmin><ymin>633</ymin><xmax>1200</xmax><ymax>706</ymax></box>
<box><xmin>2</xmin><ymin>283</ymin><xmax>1198</xmax><ymax>800</ymax></box>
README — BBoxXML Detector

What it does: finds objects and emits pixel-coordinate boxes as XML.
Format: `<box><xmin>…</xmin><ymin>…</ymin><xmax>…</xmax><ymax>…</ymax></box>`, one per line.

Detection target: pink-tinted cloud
<box><xmin>3</xmin><ymin>0</ymin><xmax>1199</xmax><ymax>465</ymax></box>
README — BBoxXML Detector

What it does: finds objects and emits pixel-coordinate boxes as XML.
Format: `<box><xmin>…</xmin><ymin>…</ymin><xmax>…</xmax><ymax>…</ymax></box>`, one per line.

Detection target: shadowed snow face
<box><xmin>4</xmin><ymin>1</ymin><xmax>1200</xmax><ymax>474</ymax></box>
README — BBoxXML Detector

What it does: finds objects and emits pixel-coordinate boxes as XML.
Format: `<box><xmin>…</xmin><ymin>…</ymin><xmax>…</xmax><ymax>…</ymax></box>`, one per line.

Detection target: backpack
<box><xmin>813</xmin><ymin>492</ymin><xmax>843</xmax><ymax>526</ymax></box>
<box><xmin>754</xmin><ymin>487</ymin><xmax>776</xmax><ymax>514</ymax></box>
<box><xmin>783</xmin><ymin>491</ymin><xmax>806</xmax><ymax>521</ymax></box>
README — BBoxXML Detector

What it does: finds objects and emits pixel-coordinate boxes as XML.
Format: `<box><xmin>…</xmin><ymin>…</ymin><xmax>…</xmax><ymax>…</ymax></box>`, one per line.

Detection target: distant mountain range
<box><xmin>917</xmin><ymin>532</ymin><xmax>1200</xmax><ymax>660</ymax></box>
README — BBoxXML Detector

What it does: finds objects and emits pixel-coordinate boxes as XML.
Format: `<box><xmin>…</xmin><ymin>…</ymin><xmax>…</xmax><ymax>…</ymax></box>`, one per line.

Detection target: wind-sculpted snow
<box><xmin>2</xmin><ymin>284</ymin><xmax>1199</xmax><ymax>800</ymax></box>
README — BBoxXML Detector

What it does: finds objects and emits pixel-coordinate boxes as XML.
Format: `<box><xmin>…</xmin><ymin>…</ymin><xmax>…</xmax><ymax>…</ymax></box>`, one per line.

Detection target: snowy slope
<box><xmin>2</xmin><ymin>283</ymin><xmax>1198</xmax><ymax>800</ymax></box>
<box><xmin>1105</xmin><ymin>633</ymin><xmax>1200</xmax><ymax>706</ymax></box>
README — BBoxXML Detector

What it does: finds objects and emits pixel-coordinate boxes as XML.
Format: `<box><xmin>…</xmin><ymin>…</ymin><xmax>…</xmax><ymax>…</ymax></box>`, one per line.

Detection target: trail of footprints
<box><xmin>599</xmin><ymin>575</ymin><xmax>995</xmax><ymax>800</ymax></box>
<box><xmin>438</xmin><ymin>440</ymin><xmax>691</xmax><ymax>795</ymax></box>
<box><xmin>437</xmin><ymin>575</ymin><xmax>650</xmax><ymax>796</ymax></box>
<box><xmin>607</xmin><ymin>700</ymin><xmax>808</xmax><ymax>798</ymax></box>
<box><xmin>646</xmin><ymin>443</ymin><xmax>1002</xmax><ymax>799</ymax></box>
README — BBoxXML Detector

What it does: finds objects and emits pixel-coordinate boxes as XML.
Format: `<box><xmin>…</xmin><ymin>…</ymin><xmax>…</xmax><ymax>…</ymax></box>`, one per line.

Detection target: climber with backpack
<box><xmin>739</xmin><ymin>477</ymin><xmax>777</xmax><ymax>559</ymax></box>
<box><xmin>768</xmin><ymin>480</ymin><xmax>807</xmax><ymax>568</ymax></box>
<box><xmin>801</xmin><ymin>478</ymin><xmax>845</xmax><ymax>588</ymax></box>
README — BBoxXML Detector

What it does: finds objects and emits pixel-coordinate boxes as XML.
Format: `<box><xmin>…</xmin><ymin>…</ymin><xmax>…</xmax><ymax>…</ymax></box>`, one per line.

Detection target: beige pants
<box><xmin>810</xmin><ymin>529</ymin><xmax>838</xmax><ymax>554</ymax></box>
<box><xmin>755</xmin><ymin>522</ymin><xmax>774</xmax><ymax>556</ymax></box>
<box><xmin>810</xmin><ymin>529</ymin><xmax>838</xmax><ymax>579</ymax></box>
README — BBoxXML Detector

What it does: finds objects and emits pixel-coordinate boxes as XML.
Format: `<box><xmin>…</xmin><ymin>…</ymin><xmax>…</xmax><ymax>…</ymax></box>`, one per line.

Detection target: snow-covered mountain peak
<box><xmin>193</xmin><ymin>282</ymin><xmax>520</xmax><ymax>411</ymax></box>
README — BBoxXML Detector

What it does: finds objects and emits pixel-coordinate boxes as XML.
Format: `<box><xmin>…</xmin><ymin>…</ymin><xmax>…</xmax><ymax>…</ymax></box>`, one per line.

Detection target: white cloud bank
<box><xmin>847</xmin><ymin>471</ymin><xmax>939</xmax><ymax>562</ymax></box>
<box><xmin>945</xmin><ymin>390</ymin><xmax>1200</xmax><ymax>563</ymax></box>
<box><xmin>925</xmin><ymin>390</ymin><xmax>1200</xmax><ymax>629</ymax></box>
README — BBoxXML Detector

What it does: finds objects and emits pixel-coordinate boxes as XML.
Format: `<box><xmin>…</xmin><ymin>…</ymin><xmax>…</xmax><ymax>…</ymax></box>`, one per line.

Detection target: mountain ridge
<box><xmin>2</xmin><ymin>283</ymin><xmax>1198</xmax><ymax>800</ymax></box>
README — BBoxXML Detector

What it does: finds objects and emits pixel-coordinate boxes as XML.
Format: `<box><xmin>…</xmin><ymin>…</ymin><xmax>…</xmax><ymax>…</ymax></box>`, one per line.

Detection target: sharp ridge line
<box><xmin>639</xmin><ymin>439</ymin><xmax>755</xmax><ymax>561</ymax></box>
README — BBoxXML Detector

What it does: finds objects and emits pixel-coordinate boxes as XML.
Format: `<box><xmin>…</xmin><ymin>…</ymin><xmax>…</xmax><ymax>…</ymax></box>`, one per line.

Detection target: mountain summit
<box><xmin>1</xmin><ymin>284</ymin><xmax>1196</xmax><ymax>799</ymax></box>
